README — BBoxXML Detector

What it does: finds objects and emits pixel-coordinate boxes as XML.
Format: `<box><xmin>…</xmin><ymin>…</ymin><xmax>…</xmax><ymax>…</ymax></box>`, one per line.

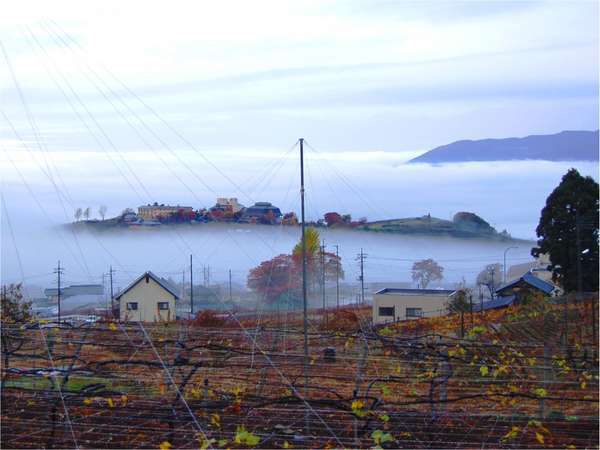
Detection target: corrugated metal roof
<box><xmin>374</xmin><ymin>288</ymin><xmax>456</xmax><ymax>296</ymax></box>
<box><xmin>473</xmin><ymin>295</ymin><xmax>515</xmax><ymax>312</ymax></box>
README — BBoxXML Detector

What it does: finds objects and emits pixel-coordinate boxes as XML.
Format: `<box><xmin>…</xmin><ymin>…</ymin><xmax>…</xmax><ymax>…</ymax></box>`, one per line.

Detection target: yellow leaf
<box><xmin>533</xmin><ymin>388</ymin><xmax>547</xmax><ymax>398</ymax></box>
<box><xmin>535</xmin><ymin>432</ymin><xmax>544</xmax><ymax>444</ymax></box>
<box><xmin>83</xmin><ymin>398</ymin><xmax>93</xmax><ymax>405</ymax></box>
<box><xmin>351</xmin><ymin>400</ymin><xmax>365</xmax><ymax>410</ymax></box>
<box><xmin>159</xmin><ymin>441</ymin><xmax>172</xmax><ymax>450</ymax></box>
<box><xmin>121</xmin><ymin>395</ymin><xmax>128</xmax><ymax>406</ymax></box>
<box><xmin>210</xmin><ymin>413</ymin><xmax>221</xmax><ymax>428</ymax></box>
<box><xmin>109</xmin><ymin>323</ymin><xmax>118</xmax><ymax>331</ymax></box>
<box><xmin>480</xmin><ymin>365</ymin><xmax>489</xmax><ymax>376</ymax></box>
<box><xmin>283</xmin><ymin>441</ymin><xmax>290</xmax><ymax>449</ymax></box>
<box><xmin>107</xmin><ymin>398</ymin><xmax>114</xmax><ymax>408</ymax></box>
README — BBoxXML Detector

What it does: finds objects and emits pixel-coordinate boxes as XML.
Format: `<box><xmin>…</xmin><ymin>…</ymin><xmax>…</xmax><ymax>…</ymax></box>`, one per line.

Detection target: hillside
<box><xmin>409</xmin><ymin>130</ymin><xmax>599</xmax><ymax>163</ymax></box>
<box><xmin>361</xmin><ymin>211</ymin><xmax>516</xmax><ymax>240</ymax></box>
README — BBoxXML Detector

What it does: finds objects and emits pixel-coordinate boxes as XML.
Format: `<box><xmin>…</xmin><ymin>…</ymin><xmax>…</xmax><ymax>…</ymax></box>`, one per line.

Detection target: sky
<box><xmin>0</xmin><ymin>0</ymin><xmax>598</xmax><ymax>287</ymax></box>
<box><xmin>0</xmin><ymin>0</ymin><xmax>598</xmax><ymax>153</ymax></box>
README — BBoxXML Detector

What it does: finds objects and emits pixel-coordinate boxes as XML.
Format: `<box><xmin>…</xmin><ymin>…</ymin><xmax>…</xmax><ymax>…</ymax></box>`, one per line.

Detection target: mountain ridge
<box><xmin>409</xmin><ymin>130</ymin><xmax>599</xmax><ymax>163</ymax></box>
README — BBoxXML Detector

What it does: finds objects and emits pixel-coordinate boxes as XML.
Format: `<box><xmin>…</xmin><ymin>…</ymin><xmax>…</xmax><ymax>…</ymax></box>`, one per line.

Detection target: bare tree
<box><xmin>99</xmin><ymin>205</ymin><xmax>107</xmax><ymax>221</ymax></box>
<box><xmin>74</xmin><ymin>208</ymin><xmax>82</xmax><ymax>222</ymax></box>
<box><xmin>411</xmin><ymin>258</ymin><xmax>444</xmax><ymax>289</ymax></box>
<box><xmin>476</xmin><ymin>263</ymin><xmax>502</xmax><ymax>298</ymax></box>
<box><xmin>83</xmin><ymin>207</ymin><xmax>90</xmax><ymax>221</ymax></box>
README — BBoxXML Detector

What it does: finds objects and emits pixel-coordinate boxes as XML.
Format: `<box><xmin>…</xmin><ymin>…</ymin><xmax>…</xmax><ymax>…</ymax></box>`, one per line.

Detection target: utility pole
<box><xmin>321</xmin><ymin>240</ymin><xmax>326</xmax><ymax>326</ymax></box>
<box><xmin>356</xmin><ymin>249</ymin><xmax>366</xmax><ymax>304</ymax></box>
<box><xmin>229</xmin><ymin>269</ymin><xmax>232</xmax><ymax>302</ymax></box>
<box><xmin>335</xmin><ymin>244</ymin><xmax>340</xmax><ymax>309</ymax></box>
<box><xmin>181</xmin><ymin>270</ymin><xmax>186</xmax><ymax>305</ymax></box>
<box><xmin>190</xmin><ymin>254</ymin><xmax>194</xmax><ymax>318</ymax></box>
<box><xmin>299</xmin><ymin>137</ymin><xmax>309</xmax><ymax>432</ymax></box>
<box><xmin>109</xmin><ymin>265</ymin><xmax>115</xmax><ymax>319</ymax></box>
<box><xmin>54</xmin><ymin>261</ymin><xmax>64</xmax><ymax>324</ymax></box>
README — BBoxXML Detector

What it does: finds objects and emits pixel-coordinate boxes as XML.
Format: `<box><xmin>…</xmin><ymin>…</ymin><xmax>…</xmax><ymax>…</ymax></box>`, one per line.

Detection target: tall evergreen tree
<box><xmin>532</xmin><ymin>168</ymin><xmax>599</xmax><ymax>292</ymax></box>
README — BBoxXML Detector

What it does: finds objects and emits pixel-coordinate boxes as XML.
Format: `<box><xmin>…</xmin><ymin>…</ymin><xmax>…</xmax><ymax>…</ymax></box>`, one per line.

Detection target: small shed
<box><xmin>115</xmin><ymin>271</ymin><xmax>179</xmax><ymax>322</ymax></box>
<box><xmin>495</xmin><ymin>271</ymin><xmax>558</xmax><ymax>300</ymax></box>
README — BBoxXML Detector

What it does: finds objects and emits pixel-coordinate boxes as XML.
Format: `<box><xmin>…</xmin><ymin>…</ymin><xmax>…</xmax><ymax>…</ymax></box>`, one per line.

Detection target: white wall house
<box><xmin>115</xmin><ymin>271</ymin><xmax>179</xmax><ymax>322</ymax></box>
<box><xmin>372</xmin><ymin>288</ymin><xmax>456</xmax><ymax>325</ymax></box>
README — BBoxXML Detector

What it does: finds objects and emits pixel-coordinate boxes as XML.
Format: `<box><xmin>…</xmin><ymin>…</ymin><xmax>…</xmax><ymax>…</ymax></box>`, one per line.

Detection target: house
<box><xmin>138</xmin><ymin>203</ymin><xmax>194</xmax><ymax>220</ymax></box>
<box><xmin>239</xmin><ymin>202</ymin><xmax>282</xmax><ymax>224</ymax></box>
<box><xmin>372</xmin><ymin>288</ymin><xmax>456</xmax><ymax>325</ymax></box>
<box><xmin>495</xmin><ymin>271</ymin><xmax>558</xmax><ymax>301</ymax></box>
<box><xmin>115</xmin><ymin>271</ymin><xmax>179</xmax><ymax>322</ymax></box>
<box><xmin>475</xmin><ymin>271</ymin><xmax>559</xmax><ymax>311</ymax></box>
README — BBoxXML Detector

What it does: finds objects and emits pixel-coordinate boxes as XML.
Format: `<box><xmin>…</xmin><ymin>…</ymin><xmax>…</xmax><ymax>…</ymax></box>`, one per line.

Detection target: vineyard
<box><xmin>1</xmin><ymin>296</ymin><xmax>598</xmax><ymax>449</ymax></box>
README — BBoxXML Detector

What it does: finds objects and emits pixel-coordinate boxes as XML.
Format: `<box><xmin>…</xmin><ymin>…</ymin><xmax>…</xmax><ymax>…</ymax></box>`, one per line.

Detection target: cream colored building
<box><xmin>138</xmin><ymin>203</ymin><xmax>193</xmax><ymax>220</ymax></box>
<box><xmin>372</xmin><ymin>288</ymin><xmax>456</xmax><ymax>325</ymax></box>
<box><xmin>216</xmin><ymin>197</ymin><xmax>245</xmax><ymax>213</ymax></box>
<box><xmin>115</xmin><ymin>271</ymin><xmax>179</xmax><ymax>322</ymax></box>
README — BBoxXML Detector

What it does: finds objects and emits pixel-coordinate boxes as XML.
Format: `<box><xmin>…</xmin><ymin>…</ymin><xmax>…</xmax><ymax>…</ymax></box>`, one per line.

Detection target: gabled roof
<box><xmin>375</xmin><ymin>288</ymin><xmax>456</xmax><ymax>296</ymax></box>
<box><xmin>496</xmin><ymin>271</ymin><xmax>556</xmax><ymax>295</ymax></box>
<box><xmin>115</xmin><ymin>271</ymin><xmax>180</xmax><ymax>300</ymax></box>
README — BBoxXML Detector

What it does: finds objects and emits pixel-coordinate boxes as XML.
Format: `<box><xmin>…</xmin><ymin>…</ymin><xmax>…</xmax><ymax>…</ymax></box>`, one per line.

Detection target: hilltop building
<box><xmin>240</xmin><ymin>202</ymin><xmax>282</xmax><ymax>224</ymax></box>
<box><xmin>115</xmin><ymin>271</ymin><xmax>179</xmax><ymax>322</ymax></box>
<box><xmin>214</xmin><ymin>197</ymin><xmax>245</xmax><ymax>213</ymax></box>
<box><xmin>372</xmin><ymin>288</ymin><xmax>456</xmax><ymax>325</ymax></box>
<box><xmin>138</xmin><ymin>203</ymin><xmax>193</xmax><ymax>220</ymax></box>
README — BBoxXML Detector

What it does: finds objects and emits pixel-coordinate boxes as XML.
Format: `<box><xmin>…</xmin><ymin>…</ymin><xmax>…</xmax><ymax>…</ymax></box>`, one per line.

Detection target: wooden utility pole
<box><xmin>109</xmin><ymin>265</ymin><xmax>115</xmax><ymax>319</ymax></box>
<box><xmin>190</xmin><ymin>254</ymin><xmax>194</xmax><ymax>318</ymax></box>
<box><xmin>357</xmin><ymin>249</ymin><xmax>366</xmax><ymax>304</ymax></box>
<box><xmin>229</xmin><ymin>269</ymin><xmax>232</xmax><ymax>302</ymax></box>
<box><xmin>335</xmin><ymin>244</ymin><xmax>340</xmax><ymax>309</ymax></box>
<box><xmin>321</xmin><ymin>240</ymin><xmax>326</xmax><ymax>325</ymax></box>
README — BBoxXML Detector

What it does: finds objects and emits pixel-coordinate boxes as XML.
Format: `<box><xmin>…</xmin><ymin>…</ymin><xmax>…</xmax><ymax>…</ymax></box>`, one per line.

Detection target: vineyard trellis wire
<box><xmin>1</xmin><ymin>294</ymin><xmax>598</xmax><ymax>449</ymax></box>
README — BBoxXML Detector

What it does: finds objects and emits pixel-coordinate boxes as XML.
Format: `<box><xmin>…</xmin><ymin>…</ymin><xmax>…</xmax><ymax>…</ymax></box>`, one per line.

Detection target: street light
<box><xmin>503</xmin><ymin>246</ymin><xmax>519</xmax><ymax>284</ymax></box>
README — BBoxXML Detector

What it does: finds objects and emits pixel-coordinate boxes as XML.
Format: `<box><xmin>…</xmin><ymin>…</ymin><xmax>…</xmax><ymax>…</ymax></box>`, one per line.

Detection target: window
<box><xmin>406</xmin><ymin>307</ymin><xmax>423</xmax><ymax>318</ymax></box>
<box><xmin>126</xmin><ymin>302</ymin><xmax>138</xmax><ymax>311</ymax></box>
<box><xmin>378</xmin><ymin>306</ymin><xmax>395</xmax><ymax>317</ymax></box>
<box><xmin>157</xmin><ymin>302</ymin><xmax>169</xmax><ymax>310</ymax></box>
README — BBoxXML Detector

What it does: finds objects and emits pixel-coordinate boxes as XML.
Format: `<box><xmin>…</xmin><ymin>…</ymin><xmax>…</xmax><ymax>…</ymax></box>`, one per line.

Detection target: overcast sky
<box><xmin>1</xmin><ymin>0</ymin><xmax>598</xmax><ymax>154</ymax></box>
<box><xmin>1</xmin><ymin>1</ymin><xmax>599</xmax><ymax>285</ymax></box>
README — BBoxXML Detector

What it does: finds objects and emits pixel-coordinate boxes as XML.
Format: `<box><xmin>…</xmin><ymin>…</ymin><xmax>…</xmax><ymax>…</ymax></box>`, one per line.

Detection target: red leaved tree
<box><xmin>247</xmin><ymin>254</ymin><xmax>301</xmax><ymax>307</ymax></box>
<box><xmin>324</xmin><ymin>212</ymin><xmax>343</xmax><ymax>226</ymax></box>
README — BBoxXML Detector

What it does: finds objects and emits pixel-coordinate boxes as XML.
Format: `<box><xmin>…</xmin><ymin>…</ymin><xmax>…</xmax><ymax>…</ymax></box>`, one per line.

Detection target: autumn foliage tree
<box><xmin>247</xmin><ymin>254</ymin><xmax>300</xmax><ymax>308</ymax></box>
<box><xmin>292</xmin><ymin>227</ymin><xmax>344</xmax><ymax>290</ymax></box>
<box><xmin>411</xmin><ymin>258</ymin><xmax>444</xmax><ymax>288</ymax></box>
<box><xmin>248</xmin><ymin>227</ymin><xmax>344</xmax><ymax>307</ymax></box>
<box><xmin>324</xmin><ymin>212</ymin><xmax>343</xmax><ymax>226</ymax></box>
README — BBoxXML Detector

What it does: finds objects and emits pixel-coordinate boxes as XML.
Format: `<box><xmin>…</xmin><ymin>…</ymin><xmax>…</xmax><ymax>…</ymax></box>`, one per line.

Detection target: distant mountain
<box><xmin>409</xmin><ymin>130</ymin><xmax>599</xmax><ymax>163</ymax></box>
